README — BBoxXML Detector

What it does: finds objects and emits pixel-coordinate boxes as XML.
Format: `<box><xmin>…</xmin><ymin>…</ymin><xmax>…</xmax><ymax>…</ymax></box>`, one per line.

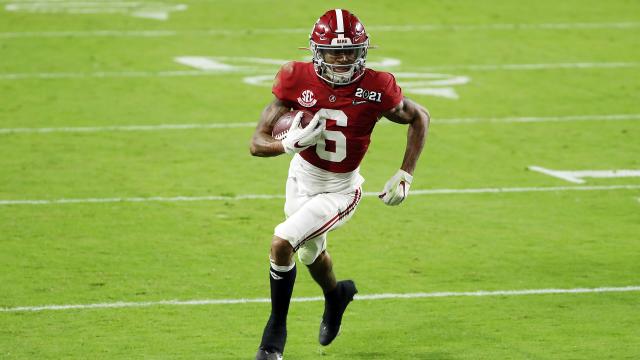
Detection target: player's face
<box><xmin>321</xmin><ymin>48</ymin><xmax>362</xmax><ymax>72</ymax></box>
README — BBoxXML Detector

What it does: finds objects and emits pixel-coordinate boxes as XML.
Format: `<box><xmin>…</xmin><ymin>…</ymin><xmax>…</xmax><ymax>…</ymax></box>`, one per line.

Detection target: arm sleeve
<box><xmin>380</xmin><ymin>73</ymin><xmax>403</xmax><ymax>112</ymax></box>
<box><xmin>272</xmin><ymin>62</ymin><xmax>296</xmax><ymax>108</ymax></box>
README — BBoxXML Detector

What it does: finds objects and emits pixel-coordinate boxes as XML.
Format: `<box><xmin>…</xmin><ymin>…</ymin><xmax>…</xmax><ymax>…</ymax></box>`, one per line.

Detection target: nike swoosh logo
<box><xmin>270</xmin><ymin>271</ymin><xmax>283</xmax><ymax>280</ymax></box>
<box><xmin>352</xmin><ymin>100</ymin><xmax>368</xmax><ymax>105</ymax></box>
<box><xmin>294</xmin><ymin>141</ymin><xmax>306</xmax><ymax>148</ymax></box>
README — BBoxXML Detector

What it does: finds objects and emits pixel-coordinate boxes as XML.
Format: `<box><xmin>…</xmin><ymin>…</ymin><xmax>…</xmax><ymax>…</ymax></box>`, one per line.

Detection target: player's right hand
<box><xmin>281</xmin><ymin>110</ymin><xmax>324</xmax><ymax>154</ymax></box>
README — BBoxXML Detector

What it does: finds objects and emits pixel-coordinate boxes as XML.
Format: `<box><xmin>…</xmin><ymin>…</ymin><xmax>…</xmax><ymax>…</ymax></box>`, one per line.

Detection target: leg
<box><xmin>291</xmin><ymin>190</ymin><xmax>362</xmax><ymax>346</ymax></box>
<box><xmin>257</xmin><ymin>177</ymin><xmax>305</xmax><ymax>359</ymax></box>
<box><xmin>256</xmin><ymin>236</ymin><xmax>295</xmax><ymax>359</ymax></box>
<box><xmin>310</xmin><ymin>251</ymin><xmax>358</xmax><ymax>346</ymax></box>
<box><xmin>270</xmin><ymin>236</ymin><xmax>294</xmax><ymax>267</ymax></box>
<box><xmin>306</xmin><ymin>250</ymin><xmax>336</xmax><ymax>293</ymax></box>
<box><xmin>259</xmin><ymin>181</ymin><xmax>362</xmax><ymax>355</ymax></box>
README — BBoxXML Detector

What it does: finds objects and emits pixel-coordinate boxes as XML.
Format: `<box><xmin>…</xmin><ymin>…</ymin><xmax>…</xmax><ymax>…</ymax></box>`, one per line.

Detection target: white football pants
<box><xmin>274</xmin><ymin>177</ymin><xmax>362</xmax><ymax>265</ymax></box>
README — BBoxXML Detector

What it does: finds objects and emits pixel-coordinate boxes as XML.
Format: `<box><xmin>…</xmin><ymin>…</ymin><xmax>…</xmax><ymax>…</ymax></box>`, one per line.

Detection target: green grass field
<box><xmin>1</xmin><ymin>0</ymin><xmax>639</xmax><ymax>358</ymax></box>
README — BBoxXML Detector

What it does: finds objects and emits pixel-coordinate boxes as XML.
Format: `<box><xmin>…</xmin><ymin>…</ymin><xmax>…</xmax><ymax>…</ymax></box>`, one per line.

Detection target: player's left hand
<box><xmin>378</xmin><ymin>169</ymin><xmax>413</xmax><ymax>206</ymax></box>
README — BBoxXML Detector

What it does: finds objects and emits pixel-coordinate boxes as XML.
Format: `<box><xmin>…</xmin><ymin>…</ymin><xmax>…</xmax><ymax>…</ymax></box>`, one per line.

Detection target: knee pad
<box><xmin>296</xmin><ymin>235</ymin><xmax>326</xmax><ymax>265</ymax></box>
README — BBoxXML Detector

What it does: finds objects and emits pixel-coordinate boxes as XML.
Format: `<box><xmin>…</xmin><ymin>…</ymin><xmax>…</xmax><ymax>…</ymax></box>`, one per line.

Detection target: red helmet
<box><xmin>309</xmin><ymin>9</ymin><xmax>369</xmax><ymax>85</ymax></box>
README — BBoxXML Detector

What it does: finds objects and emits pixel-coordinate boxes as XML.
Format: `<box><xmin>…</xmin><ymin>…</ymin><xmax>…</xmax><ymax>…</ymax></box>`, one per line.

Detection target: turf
<box><xmin>1</xmin><ymin>0</ymin><xmax>639</xmax><ymax>359</ymax></box>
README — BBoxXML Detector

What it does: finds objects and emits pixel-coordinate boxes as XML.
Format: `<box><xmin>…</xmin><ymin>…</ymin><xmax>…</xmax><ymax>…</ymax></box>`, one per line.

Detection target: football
<box><xmin>271</xmin><ymin>110</ymin><xmax>315</xmax><ymax>140</ymax></box>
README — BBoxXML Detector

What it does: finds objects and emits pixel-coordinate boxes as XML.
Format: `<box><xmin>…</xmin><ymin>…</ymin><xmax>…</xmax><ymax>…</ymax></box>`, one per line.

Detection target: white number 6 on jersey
<box><xmin>315</xmin><ymin>109</ymin><xmax>347</xmax><ymax>163</ymax></box>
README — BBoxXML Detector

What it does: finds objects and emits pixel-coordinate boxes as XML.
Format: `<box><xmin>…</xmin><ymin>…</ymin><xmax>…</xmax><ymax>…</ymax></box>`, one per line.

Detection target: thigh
<box><xmin>274</xmin><ymin>187</ymin><xmax>362</xmax><ymax>251</ymax></box>
<box><xmin>283</xmin><ymin>177</ymin><xmax>310</xmax><ymax>217</ymax></box>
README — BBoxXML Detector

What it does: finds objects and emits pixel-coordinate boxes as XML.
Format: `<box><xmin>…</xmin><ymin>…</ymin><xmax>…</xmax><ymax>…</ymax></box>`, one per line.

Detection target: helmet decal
<box><xmin>334</xmin><ymin>9</ymin><xmax>344</xmax><ymax>33</ymax></box>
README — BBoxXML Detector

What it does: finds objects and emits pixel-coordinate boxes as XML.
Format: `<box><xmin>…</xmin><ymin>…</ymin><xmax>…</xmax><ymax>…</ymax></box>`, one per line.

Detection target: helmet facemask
<box><xmin>311</xmin><ymin>41</ymin><xmax>368</xmax><ymax>85</ymax></box>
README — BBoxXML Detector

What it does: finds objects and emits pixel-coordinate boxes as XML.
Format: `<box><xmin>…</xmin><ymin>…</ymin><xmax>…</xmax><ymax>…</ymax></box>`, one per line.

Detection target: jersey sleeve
<box><xmin>380</xmin><ymin>73</ymin><xmax>403</xmax><ymax>112</ymax></box>
<box><xmin>271</xmin><ymin>62</ymin><xmax>297</xmax><ymax>108</ymax></box>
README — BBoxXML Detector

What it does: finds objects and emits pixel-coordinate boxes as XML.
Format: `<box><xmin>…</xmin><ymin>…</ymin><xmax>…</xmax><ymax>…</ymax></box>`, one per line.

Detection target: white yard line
<box><xmin>0</xmin><ymin>29</ymin><xmax>182</xmax><ymax>38</ymax></box>
<box><xmin>0</xmin><ymin>185</ymin><xmax>638</xmax><ymax>206</ymax></box>
<box><xmin>0</xmin><ymin>61</ymin><xmax>637</xmax><ymax>80</ymax></box>
<box><xmin>0</xmin><ymin>69</ymin><xmax>230</xmax><ymax>80</ymax></box>
<box><xmin>2</xmin><ymin>1</ymin><xmax>188</xmax><ymax>20</ymax></box>
<box><xmin>1</xmin><ymin>285</ymin><xmax>638</xmax><ymax>313</ymax></box>
<box><xmin>436</xmin><ymin>114</ymin><xmax>640</xmax><ymax>124</ymax></box>
<box><xmin>418</xmin><ymin>62</ymin><xmax>639</xmax><ymax>71</ymax></box>
<box><xmin>1</xmin><ymin>114</ymin><xmax>639</xmax><ymax>135</ymax></box>
<box><xmin>0</xmin><ymin>122</ymin><xmax>258</xmax><ymax>134</ymax></box>
<box><xmin>1</xmin><ymin>21</ymin><xmax>639</xmax><ymax>39</ymax></box>
<box><xmin>369</xmin><ymin>22</ymin><xmax>640</xmax><ymax>31</ymax></box>
<box><xmin>405</xmin><ymin>185</ymin><xmax>640</xmax><ymax>195</ymax></box>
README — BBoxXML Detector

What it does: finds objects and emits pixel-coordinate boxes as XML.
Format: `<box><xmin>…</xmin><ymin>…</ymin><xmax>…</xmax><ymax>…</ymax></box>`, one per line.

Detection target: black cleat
<box><xmin>319</xmin><ymin>280</ymin><xmax>358</xmax><ymax>346</ymax></box>
<box><xmin>255</xmin><ymin>347</ymin><xmax>283</xmax><ymax>360</ymax></box>
<box><xmin>257</xmin><ymin>317</ymin><xmax>286</xmax><ymax>360</ymax></box>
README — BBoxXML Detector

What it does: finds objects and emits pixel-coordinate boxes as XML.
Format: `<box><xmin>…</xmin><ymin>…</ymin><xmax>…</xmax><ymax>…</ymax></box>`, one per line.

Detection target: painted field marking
<box><xmin>1</xmin><ymin>285</ymin><xmax>638</xmax><ymax>313</ymax></box>
<box><xmin>1</xmin><ymin>61</ymin><xmax>637</xmax><ymax>81</ymax></box>
<box><xmin>3</xmin><ymin>1</ymin><xmax>188</xmax><ymax>20</ymax></box>
<box><xmin>529</xmin><ymin>166</ymin><xmax>640</xmax><ymax>184</ymax></box>
<box><xmin>174</xmin><ymin>56</ymin><xmax>239</xmax><ymax>71</ymax></box>
<box><xmin>175</xmin><ymin>56</ymin><xmax>470</xmax><ymax>99</ymax></box>
<box><xmin>417</xmin><ymin>62</ymin><xmax>639</xmax><ymax>71</ymax></box>
<box><xmin>436</xmin><ymin>114</ymin><xmax>640</xmax><ymax>124</ymax></box>
<box><xmin>1</xmin><ymin>114</ymin><xmax>639</xmax><ymax>135</ymax></box>
<box><xmin>0</xmin><ymin>122</ymin><xmax>259</xmax><ymax>134</ymax></box>
<box><xmin>1</xmin><ymin>21</ymin><xmax>639</xmax><ymax>39</ymax></box>
<box><xmin>243</xmin><ymin>73</ymin><xmax>470</xmax><ymax>99</ymax></box>
<box><xmin>368</xmin><ymin>22</ymin><xmax>640</xmax><ymax>31</ymax></box>
<box><xmin>0</xmin><ymin>184</ymin><xmax>638</xmax><ymax>206</ymax></box>
<box><xmin>0</xmin><ymin>69</ymin><xmax>223</xmax><ymax>80</ymax></box>
<box><xmin>174</xmin><ymin>56</ymin><xmax>292</xmax><ymax>70</ymax></box>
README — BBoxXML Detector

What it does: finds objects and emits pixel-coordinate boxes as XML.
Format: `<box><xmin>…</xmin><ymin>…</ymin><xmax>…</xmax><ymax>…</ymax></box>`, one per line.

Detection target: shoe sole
<box><xmin>255</xmin><ymin>349</ymin><xmax>283</xmax><ymax>360</ymax></box>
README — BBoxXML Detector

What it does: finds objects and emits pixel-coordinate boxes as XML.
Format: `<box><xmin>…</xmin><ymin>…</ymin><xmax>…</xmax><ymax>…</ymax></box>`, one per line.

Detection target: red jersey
<box><xmin>272</xmin><ymin>61</ymin><xmax>403</xmax><ymax>173</ymax></box>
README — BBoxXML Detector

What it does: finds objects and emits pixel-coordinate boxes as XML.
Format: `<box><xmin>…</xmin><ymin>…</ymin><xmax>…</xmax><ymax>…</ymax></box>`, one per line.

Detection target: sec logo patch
<box><xmin>297</xmin><ymin>89</ymin><xmax>317</xmax><ymax>107</ymax></box>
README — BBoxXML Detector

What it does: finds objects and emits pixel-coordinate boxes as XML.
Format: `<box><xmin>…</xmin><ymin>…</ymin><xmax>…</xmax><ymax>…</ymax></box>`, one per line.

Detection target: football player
<box><xmin>250</xmin><ymin>8</ymin><xmax>430</xmax><ymax>360</ymax></box>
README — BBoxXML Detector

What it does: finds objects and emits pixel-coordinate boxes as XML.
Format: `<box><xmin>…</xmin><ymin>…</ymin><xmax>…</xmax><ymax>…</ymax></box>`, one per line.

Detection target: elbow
<box><xmin>249</xmin><ymin>139</ymin><xmax>261</xmax><ymax>157</ymax></box>
<box><xmin>249</xmin><ymin>144</ymin><xmax>262</xmax><ymax>157</ymax></box>
<box><xmin>249</xmin><ymin>142</ymin><xmax>271</xmax><ymax>157</ymax></box>
<box><xmin>418</xmin><ymin>106</ymin><xmax>430</xmax><ymax>130</ymax></box>
<box><xmin>249</xmin><ymin>134</ymin><xmax>283</xmax><ymax>157</ymax></box>
<box><xmin>407</xmin><ymin>103</ymin><xmax>430</xmax><ymax>130</ymax></box>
